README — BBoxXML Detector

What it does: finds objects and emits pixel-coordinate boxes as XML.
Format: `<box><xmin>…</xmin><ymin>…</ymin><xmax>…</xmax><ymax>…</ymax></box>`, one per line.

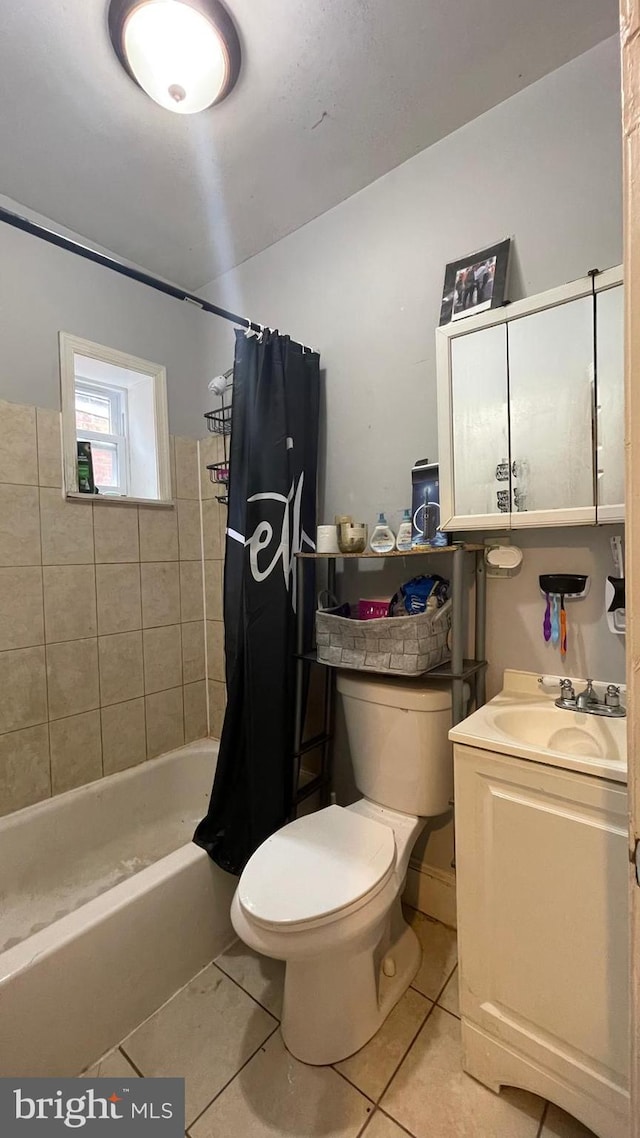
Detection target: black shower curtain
<box><xmin>194</xmin><ymin>329</ymin><xmax>320</xmax><ymax>875</ymax></box>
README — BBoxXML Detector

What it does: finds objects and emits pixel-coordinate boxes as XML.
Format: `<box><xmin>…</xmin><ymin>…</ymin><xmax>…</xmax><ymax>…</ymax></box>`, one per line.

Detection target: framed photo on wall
<box><xmin>439</xmin><ymin>237</ymin><xmax>511</xmax><ymax>325</ymax></box>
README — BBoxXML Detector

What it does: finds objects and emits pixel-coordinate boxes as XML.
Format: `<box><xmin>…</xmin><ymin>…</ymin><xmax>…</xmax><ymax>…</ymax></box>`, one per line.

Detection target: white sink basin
<box><xmin>449</xmin><ymin>670</ymin><xmax>627</xmax><ymax>782</ymax></box>
<box><xmin>492</xmin><ymin>706</ymin><xmax>624</xmax><ymax>762</ymax></box>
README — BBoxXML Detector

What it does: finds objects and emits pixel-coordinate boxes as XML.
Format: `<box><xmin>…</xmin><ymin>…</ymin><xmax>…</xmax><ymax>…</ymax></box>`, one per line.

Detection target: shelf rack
<box><xmin>292</xmin><ymin>543</ymin><xmax>487</xmax><ymax>813</ymax></box>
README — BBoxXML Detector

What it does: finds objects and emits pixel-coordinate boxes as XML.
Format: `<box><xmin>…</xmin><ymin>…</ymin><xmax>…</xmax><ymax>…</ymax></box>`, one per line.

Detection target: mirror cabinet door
<box><xmin>450</xmin><ymin>324</ymin><xmax>510</xmax><ymax>522</ymax></box>
<box><xmin>595</xmin><ymin>284</ymin><xmax>624</xmax><ymax>518</ymax></box>
<box><xmin>507</xmin><ymin>297</ymin><xmax>595</xmax><ymax>519</ymax></box>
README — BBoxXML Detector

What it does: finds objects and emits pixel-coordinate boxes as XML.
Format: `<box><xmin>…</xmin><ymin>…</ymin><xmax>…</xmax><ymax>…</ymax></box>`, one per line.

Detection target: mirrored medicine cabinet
<box><xmin>436</xmin><ymin>266</ymin><xmax>623</xmax><ymax>530</ymax></box>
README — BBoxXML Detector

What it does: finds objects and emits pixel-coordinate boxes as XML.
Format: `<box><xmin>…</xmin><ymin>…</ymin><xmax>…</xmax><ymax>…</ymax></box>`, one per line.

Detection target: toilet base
<box><xmin>280</xmin><ymin>896</ymin><xmax>421</xmax><ymax>1065</ymax></box>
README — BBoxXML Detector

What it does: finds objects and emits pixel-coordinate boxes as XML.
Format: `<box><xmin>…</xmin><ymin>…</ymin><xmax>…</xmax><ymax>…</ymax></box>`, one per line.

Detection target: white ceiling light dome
<box><xmin>108</xmin><ymin>0</ymin><xmax>241</xmax><ymax>114</ymax></box>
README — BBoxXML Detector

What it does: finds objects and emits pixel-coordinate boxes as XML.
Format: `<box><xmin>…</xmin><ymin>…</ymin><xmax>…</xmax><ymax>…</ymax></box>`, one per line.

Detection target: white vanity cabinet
<box><xmin>454</xmin><ymin>743</ymin><xmax>629</xmax><ymax>1138</ymax></box>
<box><xmin>436</xmin><ymin>267</ymin><xmax>624</xmax><ymax>529</ymax></box>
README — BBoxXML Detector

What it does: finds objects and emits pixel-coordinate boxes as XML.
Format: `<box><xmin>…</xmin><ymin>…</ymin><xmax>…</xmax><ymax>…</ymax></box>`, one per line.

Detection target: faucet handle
<box><xmin>559</xmin><ymin>678</ymin><xmax>575</xmax><ymax>700</ymax></box>
<box><xmin>605</xmin><ymin>684</ymin><xmax>621</xmax><ymax>708</ymax></box>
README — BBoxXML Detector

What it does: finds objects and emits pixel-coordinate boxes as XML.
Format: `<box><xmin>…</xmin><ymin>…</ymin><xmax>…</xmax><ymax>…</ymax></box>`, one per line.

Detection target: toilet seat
<box><xmin>238</xmin><ymin>804</ymin><xmax>396</xmax><ymax>931</ymax></box>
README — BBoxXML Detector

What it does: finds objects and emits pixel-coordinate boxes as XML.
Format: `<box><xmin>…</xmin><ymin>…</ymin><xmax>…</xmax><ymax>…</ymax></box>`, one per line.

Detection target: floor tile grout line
<box><xmin>212</xmin><ymin>957</ymin><xmax>283</xmax><ymax>1023</ymax></box>
<box><xmin>353</xmin><ymin>1106</ymin><xmax>378</xmax><ymax>1138</ymax></box>
<box><xmin>372</xmin><ymin>996</ymin><xmax>435</xmax><ymax>1105</ymax></box>
<box><xmin>185</xmin><ymin>1022</ymin><xmax>281</xmax><ymax>1131</ymax></box>
<box><xmin>117</xmin><ymin>1045</ymin><xmax>145</xmax><ymax>1078</ymax></box>
<box><xmin>331</xmin><ymin>1064</ymin><xmax>376</xmax><ymax>1105</ymax></box>
<box><xmin>377</xmin><ymin>1103</ymin><xmax>423</xmax><ymax>1138</ymax></box>
<box><xmin>377</xmin><ymin>998</ymin><xmax>442</xmax><ymax>1111</ymax></box>
<box><xmin>535</xmin><ymin>1100</ymin><xmax>550</xmax><ymax>1138</ymax></box>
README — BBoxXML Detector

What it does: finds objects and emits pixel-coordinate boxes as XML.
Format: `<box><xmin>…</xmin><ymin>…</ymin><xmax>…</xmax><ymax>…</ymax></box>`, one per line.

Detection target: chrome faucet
<box><xmin>575</xmin><ymin>679</ymin><xmax>600</xmax><ymax>710</ymax></box>
<box><xmin>554</xmin><ymin>677</ymin><xmax>625</xmax><ymax>718</ymax></box>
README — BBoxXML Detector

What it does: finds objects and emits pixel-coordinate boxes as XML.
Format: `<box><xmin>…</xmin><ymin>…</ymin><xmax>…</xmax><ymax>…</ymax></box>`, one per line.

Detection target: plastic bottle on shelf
<box><xmin>396</xmin><ymin>509</ymin><xmax>413</xmax><ymax>552</ymax></box>
<box><xmin>370</xmin><ymin>513</ymin><xmax>396</xmax><ymax>554</ymax></box>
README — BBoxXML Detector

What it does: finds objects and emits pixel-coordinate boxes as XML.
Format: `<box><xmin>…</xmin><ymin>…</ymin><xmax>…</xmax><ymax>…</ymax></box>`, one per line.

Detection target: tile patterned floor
<box><xmin>83</xmin><ymin>908</ymin><xmax>598</xmax><ymax>1138</ymax></box>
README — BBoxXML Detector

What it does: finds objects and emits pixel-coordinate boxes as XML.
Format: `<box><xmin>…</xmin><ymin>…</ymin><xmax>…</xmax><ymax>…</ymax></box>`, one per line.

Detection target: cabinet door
<box><xmin>448</xmin><ymin>324</ymin><xmax>510</xmax><ymax>528</ymax></box>
<box><xmin>596</xmin><ymin>284</ymin><xmax>625</xmax><ymax>521</ymax></box>
<box><xmin>508</xmin><ymin>297</ymin><xmax>596</xmax><ymax>525</ymax></box>
<box><xmin>455</xmin><ymin>745</ymin><xmax>629</xmax><ymax>1130</ymax></box>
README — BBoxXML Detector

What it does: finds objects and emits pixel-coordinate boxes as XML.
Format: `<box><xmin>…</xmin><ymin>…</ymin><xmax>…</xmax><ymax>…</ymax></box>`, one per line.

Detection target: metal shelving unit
<box><xmin>292</xmin><ymin>543</ymin><xmax>487</xmax><ymax>814</ymax></box>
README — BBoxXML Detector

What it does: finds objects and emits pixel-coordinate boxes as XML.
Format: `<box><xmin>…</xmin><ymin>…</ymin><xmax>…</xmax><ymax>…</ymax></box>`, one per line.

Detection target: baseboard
<box><xmin>403</xmin><ymin>861</ymin><xmax>457</xmax><ymax>928</ymax></box>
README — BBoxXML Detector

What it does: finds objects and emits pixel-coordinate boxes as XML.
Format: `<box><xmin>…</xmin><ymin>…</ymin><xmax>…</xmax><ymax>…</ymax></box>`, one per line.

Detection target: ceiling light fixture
<box><xmin>108</xmin><ymin>0</ymin><xmax>241</xmax><ymax>114</ymax></box>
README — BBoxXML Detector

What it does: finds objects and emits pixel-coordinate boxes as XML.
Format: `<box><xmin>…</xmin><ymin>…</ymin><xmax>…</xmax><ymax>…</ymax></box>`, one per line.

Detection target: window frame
<box><xmin>59</xmin><ymin>332</ymin><xmax>172</xmax><ymax>504</ymax></box>
<box><xmin>75</xmin><ymin>378</ymin><xmax>130</xmax><ymax>496</ymax></box>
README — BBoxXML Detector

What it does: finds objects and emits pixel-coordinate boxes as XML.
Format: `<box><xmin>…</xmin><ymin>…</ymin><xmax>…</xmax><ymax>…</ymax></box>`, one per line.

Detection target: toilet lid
<box><xmin>238</xmin><ymin>805</ymin><xmax>396</xmax><ymax>928</ymax></box>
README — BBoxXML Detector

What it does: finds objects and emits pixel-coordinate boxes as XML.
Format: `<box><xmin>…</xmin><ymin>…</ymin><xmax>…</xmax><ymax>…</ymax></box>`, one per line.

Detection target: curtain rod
<box><xmin>0</xmin><ymin>203</ymin><xmax>266</xmax><ymax>334</ymax></box>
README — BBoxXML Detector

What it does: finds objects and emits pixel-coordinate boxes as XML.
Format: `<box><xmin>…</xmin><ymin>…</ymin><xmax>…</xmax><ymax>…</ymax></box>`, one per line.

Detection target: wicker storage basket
<box><xmin>316</xmin><ymin>599</ymin><xmax>452</xmax><ymax>676</ymax></box>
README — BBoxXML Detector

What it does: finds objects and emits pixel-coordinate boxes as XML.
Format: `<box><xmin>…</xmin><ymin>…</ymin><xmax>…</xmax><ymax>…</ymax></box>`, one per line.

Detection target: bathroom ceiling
<box><xmin>0</xmin><ymin>0</ymin><xmax>618</xmax><ymax>289</ymax></box>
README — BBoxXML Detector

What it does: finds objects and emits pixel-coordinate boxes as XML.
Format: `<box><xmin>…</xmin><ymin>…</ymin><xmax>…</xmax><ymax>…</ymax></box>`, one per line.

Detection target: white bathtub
<box><xmin>0</xmin><ymin>740</ymin><xmax>236</xmax><ymax>1077</ymax></box>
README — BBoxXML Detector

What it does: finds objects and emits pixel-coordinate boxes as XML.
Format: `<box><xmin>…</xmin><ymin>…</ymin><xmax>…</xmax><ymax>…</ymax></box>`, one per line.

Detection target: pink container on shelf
<box><xmin>358</xmin><ymin>599</ymin><xmax>391</xmax><ymax>621</ymax></box>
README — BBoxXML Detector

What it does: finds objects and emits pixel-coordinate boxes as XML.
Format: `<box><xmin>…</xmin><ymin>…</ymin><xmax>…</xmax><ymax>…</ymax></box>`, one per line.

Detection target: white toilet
<box><xmin>231</xmin><ymin>671</ymin><xmax>453</xmax><ymax>1065</ymax></box>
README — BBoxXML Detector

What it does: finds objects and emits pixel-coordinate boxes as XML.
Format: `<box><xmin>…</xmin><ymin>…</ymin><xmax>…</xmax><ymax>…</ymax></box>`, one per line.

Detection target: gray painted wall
<box><xmin>198</xmin><ymin>37</ymin><xmax>625</xmax><ymax>882</ymax></box>
<box><xmin>0</xmin><ymin>195</ymin><xmax>210</xmax><ymax>438</ymax></box>
<box><xmin>199</xmin><ymin>34</ymin><xmax>624</xmax><ymax>692</ymax></box>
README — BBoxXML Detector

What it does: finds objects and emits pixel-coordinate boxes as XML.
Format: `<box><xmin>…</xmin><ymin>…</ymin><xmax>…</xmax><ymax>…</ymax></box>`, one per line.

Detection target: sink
<box><xmin>449</xmin><ymin>670</ymin><xmax>627</xmax><ymax>781</ymax></box>
<box><xmin>492</xmin><ymin>707</ymin><xmax>623</xmax><ymax>762</ymax></box>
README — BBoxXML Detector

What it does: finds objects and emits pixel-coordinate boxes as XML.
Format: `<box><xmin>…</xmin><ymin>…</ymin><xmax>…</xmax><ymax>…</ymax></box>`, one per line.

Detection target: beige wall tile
<box><xmin>98</xmin><ymin>631</ymin><xmax>144</xmax><ymax>706</ymax></box>
<box><xmin>46</xmin><ymin>638</ymin><xmax>99</xmax><ymax>721</ymax></box>
<box><xmin>184</xmin><ymin>680</ymin><xmax>207</xmax><ymax>742</ymax></box>
<box><xmin>0</xmin><ymin>646</ymin><xmax>47</xmax><ymax>733</ymax></box>
<box><xmin>101</xmin><ymin>697</ymin><xmax>147</xmax><ymax>775</ymax></box>
<box><xmin>180</xmin><ymin>560</ymin><xmax>204</xmax><ymax>623</ymax></box>
<box><xmin>145</xmin><ymin>686</ymin><xmax>184</xmax><ymax>758</ymax></box>
<box><xmin>43</xmin><ymin>565</ymin><xmax>97</xmax><ymax>643</ymax></box>
<box><xmin>0</xmin><ymin>567</ymin><xmax>44</xmax><ymax>650</ymax></box>
<box><xmin>204</xmin><ymin>559</ymin><xmax>223</xmax><ymax>621</ymax></box>
<box><xmin>0</xmin><ymin>400</ymin><xmax>38</xmax><ymax>485</ymax></box>
<box><xmin>206</xmin><ymin>620</ymin><xmax>225</xmax><ymax>681</ymax></box>
<box><xmin>143</xmin><ymin>624</ymin><xmax>182</xmax><ymax>694</ymax></box>
<box><xmin>174</xmin><ymin>436</ymin><xmax>199</xmax><ymax>499</ymax></box>
<box><xmin>93</xmin><ymin>505</ymin><xmax>140</xmax><ymax>563</ymax></box>
<box><xmin>208</xmin><ymin>679</ymin><xmax>226</xmax><ymax>738</ymax></box>
<box><xmin>218</xmin><ymin>502</ymin><xmax>228</xmax><ymax>556</ymax></box>
<box><xmin>202</xmin><ymin>499</ymin><xmax>222</xmax><ymax>560</ymax></box>
<box><xmin>40</xmin><ymin>488</ymin><xmax>94</xmax><ymax>565</ymax></box>
<box><xmin>96</xmin><ymin>563</ymin><xmax>142</xmax><ymax>635</ymax></box>
<box><xmin>0</xmin><ymin>485</ymin><xmax>41</xmax><ymax>566</ymax></box>
<box><xmin>50</xmin><ymin>710</ymin><xmax>102</xmax><ymax>795</ymax></box>
<box><xmin>177</xmin><ymin>499</ymin><xmax>202</xmax><ymax>561</ymax></box>
<box><xmin>141</xmin><ymin>562</ymin><xmax>180</xmax><ymax>628</ymax></box>
<box><xmin>36</xmin><ymin>408</ymin><xmax>62</xmax><ymax>488</ymax></box>
<box><xmin>138</xmin><ymin>505</ymin><xmax>178</xmax><ymax>562</ymax></box>
<box><xmin>0</xmin><ymin>723</ymin><xmax>50</xmax><ymax>817</ymax></box>
<box><xmin>182</xmin><ymin>621</ymin><xmax>205</xmax><ymax>683</ymax></box>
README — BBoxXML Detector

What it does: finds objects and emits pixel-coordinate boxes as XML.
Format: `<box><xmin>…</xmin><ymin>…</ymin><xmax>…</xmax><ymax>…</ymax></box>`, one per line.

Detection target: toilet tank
<box><xmin>337</xmin><ymin>672</ymin><xmax>453</xmax><ymax>817</ymax></box>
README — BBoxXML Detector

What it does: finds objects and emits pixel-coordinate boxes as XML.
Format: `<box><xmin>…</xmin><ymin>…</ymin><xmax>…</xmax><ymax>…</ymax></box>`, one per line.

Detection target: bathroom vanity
<box><xmin>450</xmin><ymin>671</ymin><xmax>629</xmax><ymax>1138</ymax></box>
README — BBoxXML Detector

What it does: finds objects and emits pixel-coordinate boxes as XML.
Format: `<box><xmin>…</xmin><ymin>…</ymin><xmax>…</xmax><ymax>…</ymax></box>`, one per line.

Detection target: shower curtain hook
<box><xmin>243</xmin><ymin>318</ymin><xmax>255</xmax><ymax>339</ymax></box>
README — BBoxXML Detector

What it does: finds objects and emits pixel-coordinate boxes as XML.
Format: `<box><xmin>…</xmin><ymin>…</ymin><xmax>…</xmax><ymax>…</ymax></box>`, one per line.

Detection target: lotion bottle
<box><xmin>370</xmin><ymin>513</ymin><xmax>395</xmax><ymax>554</ymax></box>
<box><xmin>396</xmin><ymin>509</ymin><xmax>413</xmax><ymax>552</ymax></box>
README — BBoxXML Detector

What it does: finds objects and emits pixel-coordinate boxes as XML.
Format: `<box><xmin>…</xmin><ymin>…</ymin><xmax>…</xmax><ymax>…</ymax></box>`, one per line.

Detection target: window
<box><xmin>59</xmin><ymin>333</ymin><xmax>171</xmax><ymax>503</ymax></box>
<box><xmin>75</xmin><ymin>380</ymin><xmax>129</xmax><ymax>495</ymax></box>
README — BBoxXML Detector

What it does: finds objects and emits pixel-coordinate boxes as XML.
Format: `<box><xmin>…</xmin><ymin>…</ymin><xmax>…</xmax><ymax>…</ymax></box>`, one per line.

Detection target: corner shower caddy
<box><xmin>204</xmin><ymin>406</ymin><xmax>232</xmax><ymax>504</ymax></box>
<box><xmin>292</xmin><ymin>543</ymin><xmax>487</xmax><ymax>815</ymax></box>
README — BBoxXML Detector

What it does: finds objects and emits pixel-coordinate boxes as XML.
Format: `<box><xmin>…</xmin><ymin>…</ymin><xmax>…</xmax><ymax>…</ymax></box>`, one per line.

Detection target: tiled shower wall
<box><xmin>0</xmin><ymin>398</ymin><xmax>227</xmax><ymax>818</ymax></box>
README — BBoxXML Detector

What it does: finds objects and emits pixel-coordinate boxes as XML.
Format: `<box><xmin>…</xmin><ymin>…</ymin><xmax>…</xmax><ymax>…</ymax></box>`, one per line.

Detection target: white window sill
<box><xmin>65</xmin><ymin>492</ymin><xmax>175</xmax><ymax>509</ymax></box>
